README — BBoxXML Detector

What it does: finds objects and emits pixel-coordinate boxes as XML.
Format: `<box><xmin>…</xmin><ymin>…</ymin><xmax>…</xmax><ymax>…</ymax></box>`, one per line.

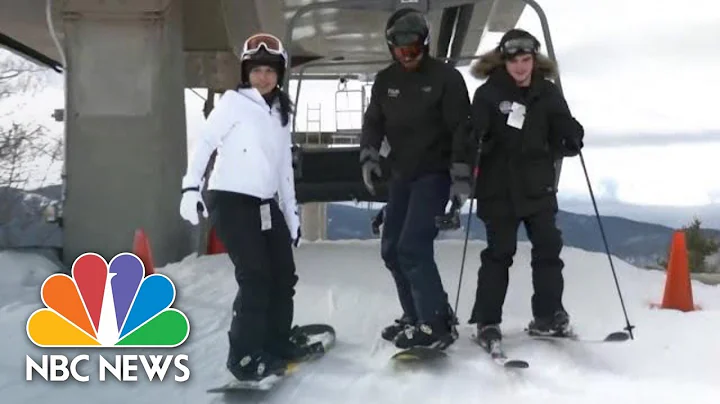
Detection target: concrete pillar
<box><xmin>60</xmin><ymin>0</ymin><xmax>191</xmax><ymax>267</ymax></box>
<box><xmin>300</xmin><ymin>203</ymin><xmax>327</xmax><ymax>241</ymax></box>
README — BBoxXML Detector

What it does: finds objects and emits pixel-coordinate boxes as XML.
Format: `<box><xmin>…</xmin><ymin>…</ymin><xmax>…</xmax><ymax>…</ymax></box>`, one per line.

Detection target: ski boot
<box><xmin>393</xmin><ymin>316</ymin><xmax>456</xmax><ymax>350</ymax></box>
<box><xmin>527</xmin><ymin>310</ymin><xmax>573</xmax><ymax>337</ymax></box>
<box><xmin>381</xmin><ymin>314</ymin><xmax>415</xmax><ymax>342</ymax></box>
<box><xmin>474</xmin><ymin>323</ymin><xmax>502</xmax><ymax>353</ymax></box>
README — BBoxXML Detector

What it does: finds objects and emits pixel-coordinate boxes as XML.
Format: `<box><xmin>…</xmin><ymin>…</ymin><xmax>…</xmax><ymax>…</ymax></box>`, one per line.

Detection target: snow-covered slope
<box><xmin>1</xmin><ymin>240</ymin><xmax>719</xmax><ymax>403</ymax></box>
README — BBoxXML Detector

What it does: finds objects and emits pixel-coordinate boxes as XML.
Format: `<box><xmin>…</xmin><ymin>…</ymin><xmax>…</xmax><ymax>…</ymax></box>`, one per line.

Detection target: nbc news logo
<box><xmin>25</xmin><ymin>253</ymin><xmax>191</xmax><ymax>382</ymax></box>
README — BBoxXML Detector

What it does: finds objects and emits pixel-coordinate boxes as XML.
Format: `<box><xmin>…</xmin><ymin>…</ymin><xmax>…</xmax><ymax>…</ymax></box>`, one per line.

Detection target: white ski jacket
<box><xmin>181</xmin><ymin>87</ymin><xmax>299</xmax><ymax>238</ymax></box>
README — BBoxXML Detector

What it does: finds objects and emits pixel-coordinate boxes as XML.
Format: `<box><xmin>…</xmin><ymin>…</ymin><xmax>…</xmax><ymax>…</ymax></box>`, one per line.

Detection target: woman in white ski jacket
<box><xmin>179</xmin><ymin>33</ymin><xmax>306</xmax><ymax>383</ymax></box>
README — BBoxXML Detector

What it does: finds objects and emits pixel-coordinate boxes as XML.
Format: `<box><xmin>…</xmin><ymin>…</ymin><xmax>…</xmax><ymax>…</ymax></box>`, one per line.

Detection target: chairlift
<box><xmin>285</xmin><ymin>0</ymin><xmax>566</xmax><ymax>189</ymax></box>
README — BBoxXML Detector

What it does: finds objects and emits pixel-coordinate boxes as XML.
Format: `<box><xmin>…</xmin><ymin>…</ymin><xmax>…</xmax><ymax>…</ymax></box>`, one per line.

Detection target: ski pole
<box><xmin>578</xmin><ymin>150</ymin><xmax>635</xmax><ymax>339</ymax></box>
<box><xmin>452</xmin><ymin>140</ymin><xmax>483</xmax><ymax>316</ymax></box>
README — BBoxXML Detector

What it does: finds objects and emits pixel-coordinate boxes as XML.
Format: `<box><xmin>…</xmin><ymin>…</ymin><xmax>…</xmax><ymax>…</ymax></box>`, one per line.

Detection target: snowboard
<box><xmin>391</xmin><ymin>346</ymin><xmax>448</xmax><ymax>362</ymax></box>
<box><xmin>207</xmin><ymin>323</ymin><xmax>336</xmax><ymax>393</ymax></box>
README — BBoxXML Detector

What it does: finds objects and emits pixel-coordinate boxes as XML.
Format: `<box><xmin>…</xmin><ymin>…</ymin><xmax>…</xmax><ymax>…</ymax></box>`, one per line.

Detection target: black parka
<box><xmin>360</xmin><ymin>55</ymin><xmax>471</xmax><ymax>180</ymax></box>
<box><xmin>469</xmin><ymin>50</ymin><xmax>584</xmax><ymax>219</ymax></box>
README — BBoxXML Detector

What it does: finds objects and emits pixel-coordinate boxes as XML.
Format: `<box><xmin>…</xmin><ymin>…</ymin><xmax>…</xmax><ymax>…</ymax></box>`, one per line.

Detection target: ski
<box><xmin>470</xmin><ymin>334</ymin><xmax>529</xmax><ymax>369</ymax></box>
<box><xmin>527</xmin><ymin>329</ymin><xmax>630</xmax><ymax>344</ymax></box>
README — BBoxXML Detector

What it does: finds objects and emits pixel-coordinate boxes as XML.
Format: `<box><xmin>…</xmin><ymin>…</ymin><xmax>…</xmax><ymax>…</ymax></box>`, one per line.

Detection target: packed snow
<box><xmin>1</xmin><ymin>239</ymin><xmax>719</xmax><ymax>403</ymax></box>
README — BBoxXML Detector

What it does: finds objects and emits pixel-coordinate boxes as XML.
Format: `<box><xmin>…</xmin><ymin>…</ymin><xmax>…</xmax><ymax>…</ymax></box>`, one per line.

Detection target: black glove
<box><xmin>360</xmin><ymin>148</ymin><xmax>382</xmax><ymax>195</ymax></box>
<box><xmin>551</xmin><ymin>115</ymin><xmax>584</xmax><ymax>157</ymax></box>
<box><xmin>449</xmin><ymin>163</ymin><xmax>472</xmax><ymax>206</ymax></box>
<box><xmin>562</xmin><ymin>136</ymin><xmax>583</xmax><ymax>156</ymax></box>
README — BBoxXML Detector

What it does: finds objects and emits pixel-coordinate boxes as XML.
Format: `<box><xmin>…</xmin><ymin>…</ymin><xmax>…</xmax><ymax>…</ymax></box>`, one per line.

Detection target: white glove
<box><xmin>180</xmin><ymin>190</ymin><xmax>208</xmax><ymax>225</ymax></box>
<box><xmin>284</xmin><ymin>203</ymin><xmax>301</xmax><ymax>246</ymax></box>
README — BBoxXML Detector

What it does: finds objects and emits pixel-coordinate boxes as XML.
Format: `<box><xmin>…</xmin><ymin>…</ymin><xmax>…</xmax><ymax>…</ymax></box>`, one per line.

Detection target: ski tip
<box><xmin>604</xmin><ymin>331</ymin><xmax>630</xmax><ymax>342</ymax></box>
<box><xmin>505</xmin><ymin>360</ymin><xmax>529</xmax><ymax>369</ymax></box>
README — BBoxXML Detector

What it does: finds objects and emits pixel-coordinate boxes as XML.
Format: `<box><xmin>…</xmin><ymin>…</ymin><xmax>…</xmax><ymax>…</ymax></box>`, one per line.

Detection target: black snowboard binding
<box><xmin>435</xmin><ymin>199</ymin><xmax>461</xmax><ymax>231</ymax></box>
<box><xmin>381</xmin><ymin>314</ymin><xmax>415</xmax><ymax>342</ymax></box>
<box><xmin>393</xmin><ymin>306</ymin><xmax>458</xmax><ymax>350</ymax></box>
<box><xmin>267</xmin><ymin>325</ymin><xmax>328</xmax><ymax>363</ymax></box>
<box><xmin>226</xmin><ymin>333</ymin><xmax>287</xmax><ymax>382</ymax></box>
<box><xmin>393</xmin><ymin>321</ymin><xmax>456</xmax><ymax>350</ymax></box>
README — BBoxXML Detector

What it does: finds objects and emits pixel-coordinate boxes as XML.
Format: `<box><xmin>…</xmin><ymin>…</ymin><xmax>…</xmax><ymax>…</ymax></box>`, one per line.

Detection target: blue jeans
<box><xmin>381</xmin><ymin>172</ymin><xmax>452</xmax><ymax>324</ymax></box>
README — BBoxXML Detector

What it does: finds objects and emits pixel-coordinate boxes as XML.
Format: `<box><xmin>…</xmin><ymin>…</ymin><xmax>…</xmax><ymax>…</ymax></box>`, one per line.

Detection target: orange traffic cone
<box><xmin>654</xmin><ymin>230</ymin><xmax>699</xmax><ymax>312</ymax></box>
<box><xmin>132</xmin><ymin>228</ymin><xmax>155</xmax><ymax>277</ymax></box>
<box><xmin>206</xmin><ymin>226</ymin><xmax>226</xmax><ymax>255</ymax></box>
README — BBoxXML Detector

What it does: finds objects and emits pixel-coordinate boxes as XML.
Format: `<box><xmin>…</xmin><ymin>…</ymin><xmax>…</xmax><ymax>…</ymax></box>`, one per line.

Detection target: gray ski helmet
<box><xmin>385</xmin><ymin>8</ymin><xmax>430</xmax><ymax>51</ymax></box>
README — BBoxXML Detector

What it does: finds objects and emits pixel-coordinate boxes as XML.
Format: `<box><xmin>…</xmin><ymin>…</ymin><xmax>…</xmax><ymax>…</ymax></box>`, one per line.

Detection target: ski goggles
<box><xmin>392</xmin><ymin>42</ymin><xmax>424</xmax><ymax>59</ymax></box>
<box><xmin>388</xmin><ymin>33</ymin><xmax>425</xmax><ymax>59</ymax></box>
<box><xmin>387</xmin><ymin>31</ymin><xmax>423</xmax><ymax>47</ymax></box>
<box><xmin>500</xmin><ymin>37</ymin><xmax>538</xmax><ymax>58</ymax></box>
<box><xmin>243</xmin><ymin>33</ymin><xmax>286</xmax><ymax>58</ymax></box>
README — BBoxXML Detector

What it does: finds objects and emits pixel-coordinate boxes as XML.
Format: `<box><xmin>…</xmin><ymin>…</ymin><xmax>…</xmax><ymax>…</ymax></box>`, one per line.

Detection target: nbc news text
<box><xmin>26</xmin><ymin>354</ymin><xmax>190</xmax><ymax>382</ymax></box>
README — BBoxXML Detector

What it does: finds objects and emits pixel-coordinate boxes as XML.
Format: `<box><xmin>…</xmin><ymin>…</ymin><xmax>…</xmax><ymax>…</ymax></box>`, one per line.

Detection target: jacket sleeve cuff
<box><xmin>359</xmin><ymin>147</ymin><xmax>379</xmax><ymax>164</ymax></box>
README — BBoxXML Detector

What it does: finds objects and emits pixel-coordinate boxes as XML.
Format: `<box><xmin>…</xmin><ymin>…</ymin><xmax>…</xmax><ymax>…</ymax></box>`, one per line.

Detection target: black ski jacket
<box><xmin>360</xmin><ymin>56</ymin><xmax>472</xmax><ymax>179</ymax></box>
<box><xmin>469</xmin><ymin>50</ymin><xmax>584</xmax><ymax>219</ymax></box>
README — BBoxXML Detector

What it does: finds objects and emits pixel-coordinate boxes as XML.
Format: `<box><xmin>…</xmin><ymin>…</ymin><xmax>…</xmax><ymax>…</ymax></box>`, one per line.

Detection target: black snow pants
<box><xmin>468</xmin><ymin>209</ymin><xmax>566</xmax><ymax>325</ymax></box>
<box><xmin>208</xmin><ymin>190</ymin><xmax>298</xmax><ymax>358</ymax></box>
<box><xmin>381</xmin><ymin>171</ymin><xmax>452</xmax><ymax>326</ymax></box>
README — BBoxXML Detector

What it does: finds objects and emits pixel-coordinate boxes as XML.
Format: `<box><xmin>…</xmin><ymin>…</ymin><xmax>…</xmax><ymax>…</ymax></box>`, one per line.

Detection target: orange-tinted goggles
<box><xmin>392</xmin><ymin>43</ymin><xmax>424</xmax><ymax>59</ymax></box>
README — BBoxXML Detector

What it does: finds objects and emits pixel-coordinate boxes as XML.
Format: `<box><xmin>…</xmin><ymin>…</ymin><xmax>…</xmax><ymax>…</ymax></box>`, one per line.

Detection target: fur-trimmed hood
<box><xmin>470</xmin><ymin>49</ymin><xmax>558</xmax><ymax>80</ymax></box>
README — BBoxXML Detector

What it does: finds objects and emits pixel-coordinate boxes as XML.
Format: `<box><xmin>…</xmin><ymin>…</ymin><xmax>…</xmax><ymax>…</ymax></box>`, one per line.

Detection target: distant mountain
<box><xmin>6</xmin><ymin>185</ymin><xmax>720</xmax><ymax>271</ymax></box>
<box><xmin>558</xmin><ymin>197</ymin><xmax>720</xmax><ymax>231</ymax></box>
<box><xmin>326</xmin><ymin>203</ymin><xmax>720</xmax><ymax>269</ymax></box>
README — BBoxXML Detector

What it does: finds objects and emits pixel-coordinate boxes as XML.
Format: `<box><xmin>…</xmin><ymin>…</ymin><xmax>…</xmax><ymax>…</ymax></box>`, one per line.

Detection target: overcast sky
<box><xmin>493</xmin><ymin>0</ymin><xmax>720</xmax><ymax>206</ymax></box>
<box><xmin>3</xmin><ymin>0</ymin><xmax>719</xmax><ymax>212</ymax></box>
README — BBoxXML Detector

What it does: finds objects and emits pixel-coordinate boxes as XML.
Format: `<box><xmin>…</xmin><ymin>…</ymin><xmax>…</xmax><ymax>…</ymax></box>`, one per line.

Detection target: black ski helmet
<box><xmin>239</xmin><ymin>33</ymin><xmax>288</xmax><ymax>88</ymax></box>
<box><xmin>385</xmin><ymin>8</ymin><xmax>430</xmax><ymax>57</ymax></box>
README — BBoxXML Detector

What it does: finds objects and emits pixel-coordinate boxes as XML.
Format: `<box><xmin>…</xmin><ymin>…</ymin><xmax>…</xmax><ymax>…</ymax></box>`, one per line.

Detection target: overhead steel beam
<box><xmin>0</xmin><ymin>32</ymin><xmax>62</xmax><ymax>72</ymax></box>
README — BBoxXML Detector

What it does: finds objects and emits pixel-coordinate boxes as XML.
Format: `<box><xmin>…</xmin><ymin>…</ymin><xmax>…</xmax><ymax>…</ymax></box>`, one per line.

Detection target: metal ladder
<box><xmin>305</xmin><ymin>103</ymin><xmax>322</xmax><ymax>144</ymax></box>
<box><xmin>333</xmin><ymin>77</ymin><xmax>366</xmax><ymax>144</ymax></box>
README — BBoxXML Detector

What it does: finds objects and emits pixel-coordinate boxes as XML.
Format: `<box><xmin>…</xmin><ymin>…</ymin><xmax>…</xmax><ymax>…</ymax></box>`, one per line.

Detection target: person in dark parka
<box><xmin>466</xmin><ymin>29</ymin><xmax>585</xmax><ymax>348</ymax></box>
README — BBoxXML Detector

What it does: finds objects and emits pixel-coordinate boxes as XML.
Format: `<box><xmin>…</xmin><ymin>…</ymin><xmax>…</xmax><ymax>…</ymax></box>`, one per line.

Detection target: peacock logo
<box><xmin>26</xmin><ymin>252</ymin><xmax>190</xmax><ymax>348</ymax></box>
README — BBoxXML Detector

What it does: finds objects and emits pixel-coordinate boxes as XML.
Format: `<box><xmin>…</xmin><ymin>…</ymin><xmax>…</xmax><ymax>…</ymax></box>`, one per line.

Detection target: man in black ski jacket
<box><xmin>465</xmin><ymin>29</ymin><xmax>584</xmax><ymax>348</ymax></box>
<box><xmin>359</xmin><ymin>7</ymin><xmax>474</xmax><ymax>350</ymax></box>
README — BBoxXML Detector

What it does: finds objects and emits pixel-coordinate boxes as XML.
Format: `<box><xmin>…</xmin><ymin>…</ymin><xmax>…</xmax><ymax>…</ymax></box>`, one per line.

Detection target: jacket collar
<box><xmin>487</xmin><ymin>68</ymin><xmax>550</xmax><ymax>102</ymax></box>
<box><xmin>236</xmin><ymin>87</ymin><xmax>278</xmax><ymax>110</ymax></box>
